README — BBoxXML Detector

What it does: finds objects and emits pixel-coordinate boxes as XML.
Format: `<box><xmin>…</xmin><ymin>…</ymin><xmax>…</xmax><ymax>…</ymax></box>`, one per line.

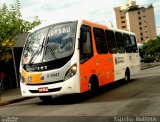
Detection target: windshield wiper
<box><xmin>45</xmin><ymin>37</ymin><xmax>57</xmax><ymax>60</ymax></box>
<box><xmin>47</xmin><ymin>45</ymin><xmax>57</xmax><ymax>59</ymax></box>
<box><xmin>28</xmin><ymin>38</ymin><xmax>45</xmax><ymax>65</ymax></box>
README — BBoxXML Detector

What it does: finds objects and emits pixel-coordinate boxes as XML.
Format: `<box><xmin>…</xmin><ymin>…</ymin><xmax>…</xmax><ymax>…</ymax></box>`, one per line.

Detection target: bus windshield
<box><xmin>22</xmin><ymin>21</ymin><xmax>77</xmax><ymax>65</ymax></box>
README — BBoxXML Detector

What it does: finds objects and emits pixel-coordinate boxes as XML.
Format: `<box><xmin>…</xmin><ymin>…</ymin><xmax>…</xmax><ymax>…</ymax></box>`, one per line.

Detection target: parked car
<box><xmin>141</xmin><ymin>57</ymin><xmax>155</xmax><ymax>63</ymax></box>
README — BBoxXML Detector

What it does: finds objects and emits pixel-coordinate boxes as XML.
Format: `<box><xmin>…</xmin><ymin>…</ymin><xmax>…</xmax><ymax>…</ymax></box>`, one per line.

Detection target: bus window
<box><xmin>115</xmin><ymin>32</ymin><xmax>125</xmax><ymax>53</ymax></box>
<box><xmin>130</xmin><ymin>35</ymin><xmax>138</xmax><ymax>53</ymax></box>
<box><xmin>93</xmin><ymin>28</ymin><xmax>108</xmax><ymax>54</ymax></box>
<box><xmin>105</xmin><ymin>30</ymin><xmax>117</xmax><ymax>54</ymax></box>
<box><xmin>123</xmin><ymin>34</ymin><xmax>132</xmax><ymax>53</ymax></box>
<box><xmin>80</xmin><ymin>25</ymin><xmax>93</xmax><ymax>64</ymax></box>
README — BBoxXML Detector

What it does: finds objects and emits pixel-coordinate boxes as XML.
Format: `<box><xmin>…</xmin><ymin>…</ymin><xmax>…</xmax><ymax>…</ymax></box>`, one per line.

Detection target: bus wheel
<box><xmin>88</xmin><ymin>77</ymin><xmax>99</xmax><ymax>96</ymax></box>
<box><xmin>39</xmin><ymin>96</ymin><xmax>53</xmax><ymax>103</ymax></box>
<box><xmin>124</xmin><ymin>69</ymin><xmax>130</xmax><ymax>82</ymax></box>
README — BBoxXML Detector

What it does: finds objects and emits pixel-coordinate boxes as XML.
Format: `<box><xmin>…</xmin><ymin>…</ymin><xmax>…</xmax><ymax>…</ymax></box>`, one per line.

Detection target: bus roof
<box><xmin>107</xmin><ymin>27</ymin><xmax>135</xmax><ymax>35</ymax></box>
<box><xmin>30</xmin><ymin>19</ymin><xmax>135</xmax><ymax>36</ymax></box>
<box><xmin>81</xmin><ymin>20</ymin><xmax>135</xmax><ymax>35</ymax></box>
<box><xmin>81</xmin><ymin>20</ymin><xmax>108</xmax><ymax>29</ymax></box>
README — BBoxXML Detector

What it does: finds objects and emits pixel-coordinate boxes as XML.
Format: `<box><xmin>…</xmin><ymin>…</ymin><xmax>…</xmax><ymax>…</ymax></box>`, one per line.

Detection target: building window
<box><xmin>138</xmin><ymin>17</ymin><xmax>141</xmax><ymax>20</ymax></box>
<box><xmin>121</xmin><ymin>16</ymin><xmax>125</xmax><ymax>19</ymax></box>
<box><xmin>139</xmin><ymin>22</ymin><xmax>142</xmax><ymax>25</ymax></box>
<box><xmin>140</xmin><ymin>32</ymin><xmax>143</xmax><ymax>36</ymax></box>
<box><xmin>141</xmin><ymin>37</ymin><xmax>143</xmax><ymax>41</ymax></box>
<box><xmin>139</xmin><ymin>27</ymin><xmax>142</xmax><ymax>30</ymax></box>
<box><xmin>122</xmin><ymin>26</ymin><xmax>126</xmax><ymax>28</ymax></box>
<box><xmin>121</xmin><ymin>21</ymin><xmax>125</xmax><ymax>23</ymax></box>
<box><xmin>138</xmin><ymin>11</ymin><xmax>141</xmax><ymax>14</ymax></box>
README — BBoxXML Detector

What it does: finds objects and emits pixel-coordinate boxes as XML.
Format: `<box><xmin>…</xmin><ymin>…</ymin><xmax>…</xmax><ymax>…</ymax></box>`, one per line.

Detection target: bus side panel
<box><xmin>113</xmin><ymin>53</ymin><xmax>140</xmax><ymax>81</ymax></box>
<box><xmin>80</xmin><ymin>56</ymin><xmax>97</xmax><ymax>93</ymax></box>
<box><xmin>113</xmin><ymin>54</ymin><xmax>130</xmax><ymax>81</ymax></box>
<box><xmin>80</xmin><ymin>53</ymin><xmax>114</xmax><ymax>93</ymax></box>
<box><xmin>129</xmin><ymin>53</ymin><xmax>141</xmax><ymax>75</ymax></box>
<box><xmin>96</xmin><ymin>54</ymin><xmax>114</xmax><ymax>86</ymax></box>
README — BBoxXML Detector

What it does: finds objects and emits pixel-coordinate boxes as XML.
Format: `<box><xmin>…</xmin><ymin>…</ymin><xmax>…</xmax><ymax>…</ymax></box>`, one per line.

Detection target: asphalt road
<box><xmin>0</xmin><ymin>66</ymin><xmax>160</xmax><ymax>122</ymax></box>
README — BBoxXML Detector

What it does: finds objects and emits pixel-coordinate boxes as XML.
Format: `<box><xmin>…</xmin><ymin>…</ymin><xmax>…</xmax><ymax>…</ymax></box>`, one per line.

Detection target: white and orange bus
<box><xmin>20</xmin><ymin>20</ymin><xmax>140</xmax><ymax>102</ymax></box>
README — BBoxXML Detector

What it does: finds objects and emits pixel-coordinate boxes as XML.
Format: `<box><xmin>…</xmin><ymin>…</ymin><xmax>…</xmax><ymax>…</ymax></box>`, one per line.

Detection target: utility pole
<box><xmin>12</xmin><ymin>48</ymin><xmax>19</xmax><ymax>88</ymax></box>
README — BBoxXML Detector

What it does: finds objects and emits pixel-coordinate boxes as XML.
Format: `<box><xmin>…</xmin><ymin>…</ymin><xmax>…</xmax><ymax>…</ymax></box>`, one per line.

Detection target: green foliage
<box><xmin>0</xmin><ymin>0</ymin><xmax>41</xmax><ymax>61</ymax></box>
<box><xmin>141</xmin><ymin>36</ymin><xmax>160</xmax><ymax>58</ymax></box>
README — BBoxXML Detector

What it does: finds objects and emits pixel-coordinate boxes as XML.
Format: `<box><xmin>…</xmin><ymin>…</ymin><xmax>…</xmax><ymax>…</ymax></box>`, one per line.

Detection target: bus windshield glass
<box><xmin>22</xmin><ymin>21</ymin><xmax>77</xmax><ymax>65</ymax></box>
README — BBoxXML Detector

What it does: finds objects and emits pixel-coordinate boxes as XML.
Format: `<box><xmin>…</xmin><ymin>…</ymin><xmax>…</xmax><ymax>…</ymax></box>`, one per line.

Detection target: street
<box><xmin>0</xmin><ymin>66</ymin><xmax>160</xmax><ymax>121</ymax></box>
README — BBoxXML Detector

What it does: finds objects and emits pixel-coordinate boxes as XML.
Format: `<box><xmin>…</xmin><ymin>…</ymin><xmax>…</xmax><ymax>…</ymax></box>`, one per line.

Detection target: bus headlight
<box><xmin>64</xmin><ymin>64</ymin><xmax>77</xmax><ymax>80</ymax></box>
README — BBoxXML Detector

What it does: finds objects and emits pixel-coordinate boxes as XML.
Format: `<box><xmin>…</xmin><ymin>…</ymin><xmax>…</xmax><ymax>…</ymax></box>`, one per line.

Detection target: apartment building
<box><xmin>114</xmin><ymin>1</ymin><xmax>157</xmax><ymax>43</ymax></box>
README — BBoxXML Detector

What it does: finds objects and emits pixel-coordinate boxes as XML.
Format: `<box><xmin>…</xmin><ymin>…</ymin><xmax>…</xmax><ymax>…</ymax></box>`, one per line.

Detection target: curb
<box><xmin>141</xmin><ymin>63</ymin><xmax>160</xmax><ymax>70</ymax></box>
<box><xmin>0</xmin><ymin>97</ymin><xmax>34</xmax><ymax>107</ymax></box>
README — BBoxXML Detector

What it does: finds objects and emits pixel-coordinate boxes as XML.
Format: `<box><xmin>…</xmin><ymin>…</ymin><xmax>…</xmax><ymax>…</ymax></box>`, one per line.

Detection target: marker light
<box><xmin>20</xmin><ymin>74</ymin><xmax>26</xmax><ymax>84</ymax></box>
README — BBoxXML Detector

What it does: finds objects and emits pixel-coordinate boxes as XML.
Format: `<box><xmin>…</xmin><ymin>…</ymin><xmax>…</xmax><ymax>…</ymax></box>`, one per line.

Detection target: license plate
<box><xmin>38</xmin><ymin>87</ymin><xmax>48</xmax><ymax>92</ymax></box>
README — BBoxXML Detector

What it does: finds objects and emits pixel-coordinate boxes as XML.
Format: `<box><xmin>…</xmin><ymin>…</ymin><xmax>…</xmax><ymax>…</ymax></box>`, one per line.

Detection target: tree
<box><xmin>0</xmin><ymin>0</ymin><xmax>41</xmax><ymax>61</ymax></box>
<box><xmin>141</xmin><ymin>36</ymin><xmax>160</xmax><ymax>59</ymax></box>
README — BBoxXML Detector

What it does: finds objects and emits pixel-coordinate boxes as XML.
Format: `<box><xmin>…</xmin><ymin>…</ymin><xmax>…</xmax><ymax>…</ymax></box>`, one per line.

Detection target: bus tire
<box><xmin>124</xmin><ymin>69</ymin><xmax>130</xmax><ymax>82</ymax></box>
<box><xmin>88</xmin><ymin>76</ymin><xmax>99</xmax><ymax>96</ymax></box>
<box><xmin>39</xmin><ymin>96</ymin><xmax>53</xmax><ymax>103</ymax></box>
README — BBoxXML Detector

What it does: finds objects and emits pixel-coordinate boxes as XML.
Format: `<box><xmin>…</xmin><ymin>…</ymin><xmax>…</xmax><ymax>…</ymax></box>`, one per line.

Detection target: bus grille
<box><xmin>29</xmin><ymin>87</ymin><xmax>62</xmax><ymax>93</ymax></box>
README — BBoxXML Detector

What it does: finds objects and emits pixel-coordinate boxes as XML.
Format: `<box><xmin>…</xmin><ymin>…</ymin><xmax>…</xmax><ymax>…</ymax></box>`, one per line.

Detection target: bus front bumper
<box><xmin>20</xmin><ymin>75</ymin><xmax>80</xmax><ymax>97</ymax></box>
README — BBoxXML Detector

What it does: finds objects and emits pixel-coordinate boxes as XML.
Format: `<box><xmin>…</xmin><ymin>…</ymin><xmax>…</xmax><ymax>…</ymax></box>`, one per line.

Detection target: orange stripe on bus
<box><xmin>22</xmin><ymin>68</ymin><xmax>43</xmax><ymax>84</ymax></box>
<box><xmin>80</xmin><ymin>20</ymin><xmax>114</xmax><ymax>92</ymax></box>
<box><xmin>82</xmin><ymin>20</ymin><xmax>108</xmax><ymax>29</ymax></box>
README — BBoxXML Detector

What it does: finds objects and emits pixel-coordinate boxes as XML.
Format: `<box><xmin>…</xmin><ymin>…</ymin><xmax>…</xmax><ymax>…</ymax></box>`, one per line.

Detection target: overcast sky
<box><xmin>0</xmin><ymin>0</ymin><xmax>160</xmax><ymax>35</ymax></box>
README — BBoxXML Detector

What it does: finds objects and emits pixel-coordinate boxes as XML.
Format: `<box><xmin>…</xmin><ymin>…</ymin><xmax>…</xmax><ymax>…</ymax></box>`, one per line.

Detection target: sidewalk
<box><xmin>0</xmin><ymin>62</ymin><xmax>160</xmax><ymax>107</ymax></box>
<box><xmin>0</xmin><ymin>88</ymin><xmax>33</xmax><ymax>107</ymax></box>
<box><xmin>140</xmin><ymin>62</ymin><xmax>160</xmax><ymax>70</ymax></box>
